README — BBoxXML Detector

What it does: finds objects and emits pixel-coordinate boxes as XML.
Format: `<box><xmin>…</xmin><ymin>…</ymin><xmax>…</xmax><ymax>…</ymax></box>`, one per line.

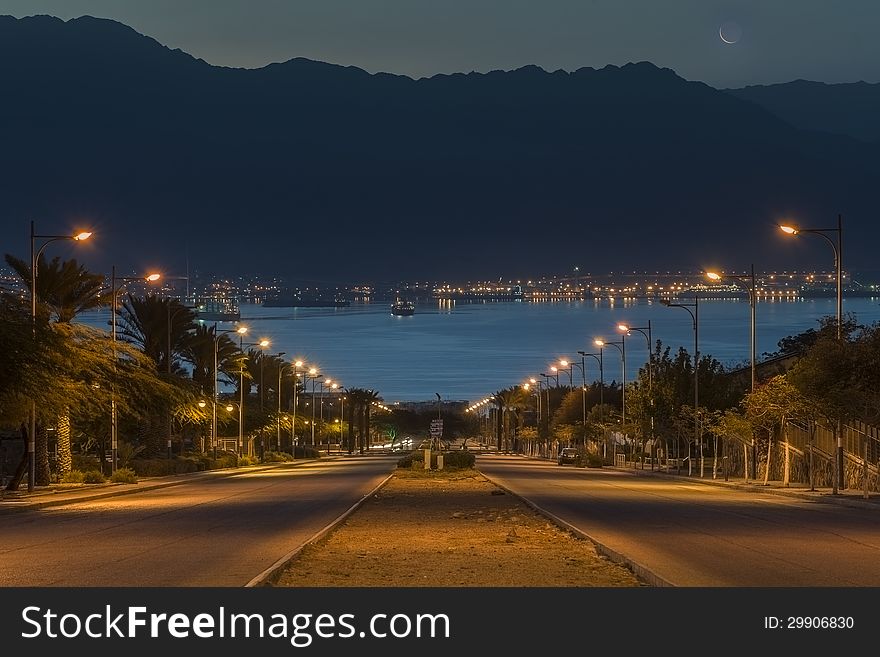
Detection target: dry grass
<box><xmin>272</xmin><ymin>468</ymin><xmax>644</xmax><ymax>587</ymax></box>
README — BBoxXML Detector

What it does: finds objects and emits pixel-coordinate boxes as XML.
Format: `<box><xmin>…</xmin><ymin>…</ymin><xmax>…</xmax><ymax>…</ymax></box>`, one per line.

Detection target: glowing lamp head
<box><xmin>236</xmin><ymin>327</ymin><xmax>248</xmax><ymax>335</ymax></box>
<box><xmin>225</xmin><ymin>405</ymin><xmax>234</xmax><ymax>412</ymax></box>
<box><xmin>74</xmin><ymin>231</ymin><xmax>92</xmax><ymax>241</ymax></box>
<box><xmin>594</xmin><ymin>339</ymin><xmax>605</xmax><ymax>347</ymax></box>
<box><xmin>294</xmin><ymin>360</ymin><xmax>304</xmax><ymax>367</ymax></box>
<box><xmin>550</xmin><ymin>366</ymin><xmax>558</xmax><ymax>373</ymax></box>
<box><xmin>258</xmin><ymin>339</ymin><xmax>270</xmax><ymax>347</ymax></box>
<box><xmin>522</xmin><ymin>383</ymin><xmax>530</xmax><ymax>390</ymax></box>
<box><xmin>145</xmin><ymin>273</ymin><xmax>161</xmax><ymax>282</ymax></box>
<box><xmin>529</xmin><ymin>378</ymin><xmax>537</xmax><ymax>384</ymax></box>
<box><xmin>559</xmin><ymin>360</ymin><xmax>568</xmax><ymax>367</ymax></box>
<box><xmin>309</xmin><ymin>368</ymin><xmax>317</xmax><ymax>375</ymax></box>
<box><xmin>706</xmin><ymin>272</ymin><xmax>722</xmax><ymax>281</ymax></box>
<box><xmin>617</xmin><ymin>324</ymin><xmax>629</xmax><ymax>332</ymax></box>
<box><xmin>780</xmin><ymin>225</ymin><xmax>799</xmax><ymax>235</ymax></box>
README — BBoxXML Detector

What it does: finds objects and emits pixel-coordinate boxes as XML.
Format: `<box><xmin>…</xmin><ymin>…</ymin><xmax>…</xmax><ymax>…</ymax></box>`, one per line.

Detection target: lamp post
<box><xmin>238</xmin><ymin>335</ymin><xmax>271</xmax><ymax>457</ymax></box>
<box><xmin>780</xmin><ymin>216</ymin><xmax>843</xmax><ymax>340</ymax></box>
<box><xmin>28</xmin><ymin>222</ymin><xmax>92</xmax><ymax>491</ymax></box>
<box><xmin>618</xmin><ymin>321</ymin><xmax>653</xmax><ymax>469</ymax></box>
<box><xmin>290</xmin><ymin>360</ymin><xmax>304</xmax><ymax>456</ymax></box>
<box><xmin>661</xmin><ymin>296</ymin><xmax>701</xmax><ymax>476</ymax></box>
<box><xmin>304</xmin><ymin>369</ymin><xmax>323</xmax><ymax>446</ymax></box>
<box><xmin>706</xmin><ymin>270</ymin><xmax>756</xmax><ymax>392</ymax></box>
<box><xmin>213</xmin><ymin>326</ymin><xmax>247</xmax><ymax>460</ymax></box>
<box><xmin>224</xmin><ymin>401</ymin><xmax>241</xmax><ymax>457</ymax></box>
<box><xmin>109</xmin><ymin>267</ymin><xmax>161</xmax><ymax>472</ymax></box>
<box><xmin>780</xmin><ymin>217</ymin><xmax>844</xmax><ymax>493</ymax></box>
<box><xmin>275</xmin><ymin>354</ymin><xmax>288</xmax><ymax>452</ymax></box>
<box><xmin>539</xmin><ymin>372</ymin><xmax>553</xmax><ymax>454</ymax></box>
<box><xmin>548</xmin><ymin>367</ymin><xmax>560</xmax><ymax>387</ymax></box>
<box><xmin>579</xmin><ymin>350</ymin><xmax>604</xmax><ymax>454</ymax></box>
<box><xmin>564</xmin><ymin>359</ymin><xmax>587</xmax><ymax>436</ymax></box>
<box><xmin>595</xmin><ymin>337</ymin><xmax>627</xmax><ymax>463</ymax></box>
<box><xmin>161</xmin><ymin>279</ymin><xmax>192</xmax><ymax>460</ymax></box>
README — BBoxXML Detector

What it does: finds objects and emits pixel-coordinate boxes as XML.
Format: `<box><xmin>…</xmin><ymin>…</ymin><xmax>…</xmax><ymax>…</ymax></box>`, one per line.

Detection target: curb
<box><xmin>245</xmin><ymin>472</ymin><xmax>396</xmax><ymax>587</ymax></box>
<box><xmin>477</xmin><ymin>468</ymin><xmax>674</xmax><ymax>588</ymax></box>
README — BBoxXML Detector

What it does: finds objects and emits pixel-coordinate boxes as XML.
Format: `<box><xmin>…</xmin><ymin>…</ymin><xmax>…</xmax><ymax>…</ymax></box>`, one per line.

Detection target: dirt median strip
<box><xmin>269</xmin><ymin>467</ymin><xmax>646</xmax><ymax>587</ymax></box>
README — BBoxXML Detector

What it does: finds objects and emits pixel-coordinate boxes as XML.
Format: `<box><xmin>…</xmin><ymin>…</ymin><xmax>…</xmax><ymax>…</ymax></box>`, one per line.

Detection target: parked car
<box><xmin>557</xmin><ymin>447</ymin><xmax>578</xmax><ymax>465</ymax></box>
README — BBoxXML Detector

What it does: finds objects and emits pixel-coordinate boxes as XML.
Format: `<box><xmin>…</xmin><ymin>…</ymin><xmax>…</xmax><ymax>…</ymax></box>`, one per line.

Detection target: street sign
<box><xmin>430</xmin><ymin>419</ymin><xmax>443</xmax><ymax>437</ymax></box>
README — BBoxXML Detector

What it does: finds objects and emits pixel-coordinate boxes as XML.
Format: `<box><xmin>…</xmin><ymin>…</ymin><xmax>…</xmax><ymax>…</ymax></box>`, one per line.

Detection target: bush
<box><xmin>397</xmin><ymin>449</ymin><xmax>475</xmax><ymax>470</ymax></box>
<box><xmin>111</xmin><ymin>468</ymin><xmax>138</xmax><ymax>484</ymax></box>
<box><xmin>238</xmin><ymin>455</ymin><xmax>257</xmax><ymax>466</ymax></box>
<box><xmin>60</xmin><ymin>470</ymin><xmax>85</xmax><ymax>484</ymax></box>
<box><xmin>82</xmin><ymin>470</ymin><xmax>106</xmax><ymax>484</ymax></box>
<box><xmin>262</xmin><ymin>451</ymin><xmax>292</xmax><ymax>463</ymax></box>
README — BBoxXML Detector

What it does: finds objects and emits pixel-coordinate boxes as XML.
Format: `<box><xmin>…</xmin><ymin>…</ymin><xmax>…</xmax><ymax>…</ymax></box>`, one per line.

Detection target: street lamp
<box><xmin>290</xmin><ymin>360</ymin><xmax>304</xmax><ymax>456</ymax></box>
<box><xmin>618</xmin><ymin>321</ymin><xmax>653</xmax><ymax>469</ymax></box>
<box><xmin>595</xmin><ymin>337</ymin><xmax>627</xmax><ymax>463</ymax></box>
<box><xmin>224</xmin><ymin>401</ymin><xmax>242</xmax><ymax>457</ymax></box>
<box><xmin>660</xmin><ymin>296</ymin><xmax>701</xmax><ymax>476</ymax></box>
<box><xmin>780</xmin><ymin>217</ymin><xmax>844</xmax><ymax>493</ymax></box>
<box><xmin>303</xmin><ymin>369</ymin><xmax>323</xmax><ymax>446</ymax></box>
<box><xmin>28</xmin><ymin>222</ymin><xmax>92</xmax><ymax>491</ymax></box>
<box><xmin>109</xmin><ymin>267</ymin><xmax>161</xmax><ymax>471</ymax></box>
<box><xmin>559</xmin><ymin>358</ymin><xmax>586</xmax><ymax>441</ymax></box>
<box><xmin>548</xmin><ymin>367</ymin><xmax>560</xmax><ymax>387</ymax></box>
<box><xmin>578</xmin><ymin>350</ymin><xmax>604</xmax><ymax>454</ymax></box>
<box><xmin>275</xmin><ymin>354</ymin><xmax>289</xmax><ymax>452</ymax></box>
<box><xmin>238</xmin><ymin>335</ymin><xmax>271</xmax><ymax>457</ymax></box>
<box><xmin>212</xmin><ymin>326</ymin><xmax>247</xmax><ymax>460</ymax></box>
<box><xmin>780</xmin><ymin>216</ymin><xmax>843</xmax><ymax>340</ymax></box>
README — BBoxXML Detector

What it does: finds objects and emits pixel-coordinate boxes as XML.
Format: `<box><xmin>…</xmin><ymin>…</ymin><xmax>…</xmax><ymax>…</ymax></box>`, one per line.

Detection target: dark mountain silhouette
<box><xmin>1</xmin><ymin>14</ymin><xmax>878</xmax><ymax>284</ymax></box>
<box><xmin>727</xmin><ymin>80</ymin><xmax>880</xmax><ymax>143</ymax></box>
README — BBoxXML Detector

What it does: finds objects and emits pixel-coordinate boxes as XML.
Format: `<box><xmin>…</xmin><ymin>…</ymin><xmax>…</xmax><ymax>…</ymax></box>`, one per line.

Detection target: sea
<box><xmin>79</xmin><ymin>296</ymin><xmax>880</xmax><ymax>404</ymax></box>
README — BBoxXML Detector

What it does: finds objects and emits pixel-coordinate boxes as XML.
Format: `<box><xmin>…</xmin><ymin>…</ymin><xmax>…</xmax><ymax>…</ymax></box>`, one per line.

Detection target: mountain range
<box><xmin>1</xmin><ymin>14</ymin><xmax>878</xmax><ymax>284</ymax></box>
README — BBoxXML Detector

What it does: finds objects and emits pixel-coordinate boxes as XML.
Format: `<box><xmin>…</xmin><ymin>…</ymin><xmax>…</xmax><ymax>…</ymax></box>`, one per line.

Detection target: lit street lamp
<box><xmin>28</xmin><ymin>222</ymin><xmax>92</xmax><ymax>491</ymax></box>
<box><xmin>780</xmin><ymin>216</ymin><xmax>844</xmax><ymax>493</ymax></box>
<box><xmin>213</xmin><ymin>326</ymin><xmax>247</xmax><ymax>460</ymax></box>
<box><xmin>595</xmin><ymin>337</ymin><xmax>627</xmax><ymax>462</ymax></box>
<box><xmin>238</xmin><ymin>334</ymin><xmax>271</xmax><ymax>457</ymax></box>
<box><xmin>618</xmin><ymin>321</ymin><xmax>653</xmax><ymax>469</ymax></box>
<box><xmin>578</xmin><ymin>350</ymin><xmax>604</xmax><ymax>454</ymax></box>
<box><xmin>109</xmin><ymin>267</ymin><xmax>161</xmax><ymax>471</ymax></box>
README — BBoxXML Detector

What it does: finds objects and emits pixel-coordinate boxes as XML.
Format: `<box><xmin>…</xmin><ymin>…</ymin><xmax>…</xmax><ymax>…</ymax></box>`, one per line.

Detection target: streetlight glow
<box><xmin>705</xmin><ymin>272</ymin><xmax>722</xmax><ymax>281</ymax></box>
<box><xmin>145</xmin><ymin>273</ymin><xmax>161</xmax><ymax>281</ymax></box>
<box><xmin>779</xmin><ymin>225</ymin><xmax>799</xmax><ymax>235</ymax></box>
<box><xmin>73</xmin><ymin>231</ymin><xmax>93</xmax><ymax>241</ymax></box>
<box><xmin>594</xmin><ymin>339</ymin><xmax>605</xmax><ymax>347</ymax></box>
<box><xmin>258</xmin><ymin>339</ymin><xmax>270</xmax><ymax>347</ymax></box>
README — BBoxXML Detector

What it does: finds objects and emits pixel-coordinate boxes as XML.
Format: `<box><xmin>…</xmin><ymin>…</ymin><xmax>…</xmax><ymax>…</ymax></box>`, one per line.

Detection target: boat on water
<box><xmin>391</xmin><ymin>300</ymin><xmax>415</xmax><ymax>316</ymax></box>
<box><xmin>193</xmin><ymin>297</ymin><xmax>240</xmax><ymax>322</ymax></box>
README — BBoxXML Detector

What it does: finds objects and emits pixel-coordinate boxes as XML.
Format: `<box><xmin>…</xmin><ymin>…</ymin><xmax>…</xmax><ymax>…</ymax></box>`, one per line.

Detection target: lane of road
<box><xmin>0</xmin><ymin>455</ymin><xmax>397</xmax><ymax>586</ymax></box>
<box><xmin>477</xmin><ymin>454</ymin><xmax>880</xmax><ymax>586</ymax></box>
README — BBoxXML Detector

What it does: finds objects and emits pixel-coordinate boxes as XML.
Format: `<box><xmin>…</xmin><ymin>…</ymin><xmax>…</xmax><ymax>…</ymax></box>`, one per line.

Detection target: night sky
<box><xmin>2</xmin><ymin>0</ymin><xmax>878</xmax><ymax>88</ymax></box>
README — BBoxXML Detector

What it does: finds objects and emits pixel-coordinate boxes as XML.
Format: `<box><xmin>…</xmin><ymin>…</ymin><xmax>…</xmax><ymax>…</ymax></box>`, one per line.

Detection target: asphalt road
<box><xmin>0</xmin><ymin>455</ymin><xmax>397</xmax><ymax>586</ymax></box>
<box><xmin>477</xmin><ymin>454</ymin><xmax>880</xmax><ymax>586</ymax></box>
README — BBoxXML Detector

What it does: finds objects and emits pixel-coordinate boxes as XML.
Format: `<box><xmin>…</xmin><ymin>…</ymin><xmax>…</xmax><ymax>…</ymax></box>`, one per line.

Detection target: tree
<box><xmin>743</xmin><ymin>375</ymin><xmax>812</xmax><ymax>487</ymax></box>
<box><xmin>4</xmin><ymin>253</ymin><xmax>108</xmax><ymax>481</ymax></box>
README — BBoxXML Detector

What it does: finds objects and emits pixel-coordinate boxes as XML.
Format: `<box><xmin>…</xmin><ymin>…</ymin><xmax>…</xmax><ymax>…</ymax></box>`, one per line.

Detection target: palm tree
<box><xmin>116</xmin><ymin>294</ymin><xmax>196</xmax><ymax>374</ymax></box>
<box><xmin>4</xmin><ymin>254</ymin><xmax>107</xmax><ymax>481</ymax></box>
<box><xmin>494</xmin><ymin>386</ymin><xmax>529</xmax><ymax>453</ymax></box>
<box><xmin>181</xmin><ymin>323</ymin><xmax>240</xmax><ymax>392</ymax></box>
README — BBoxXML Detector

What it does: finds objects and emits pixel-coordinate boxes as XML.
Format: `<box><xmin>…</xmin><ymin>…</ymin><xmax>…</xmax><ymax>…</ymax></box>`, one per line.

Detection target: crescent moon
<box><xmin>719</xmin><ymin>26</ymin><xmax>735</xmax><ymax>44</ymax></box>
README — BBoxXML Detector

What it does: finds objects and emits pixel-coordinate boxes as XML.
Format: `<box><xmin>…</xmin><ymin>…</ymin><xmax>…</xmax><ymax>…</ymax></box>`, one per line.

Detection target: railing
<box><xmin>786</xmin><ymin>418</ymin><xmax>880</xmax><ymax>463</ymax></box>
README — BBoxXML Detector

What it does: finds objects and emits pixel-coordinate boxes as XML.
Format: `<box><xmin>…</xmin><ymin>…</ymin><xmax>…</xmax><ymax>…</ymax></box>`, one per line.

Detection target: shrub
<box><xmin>238</xmin><ymin>455</ymin><xmax>257</xmax><ymax>466</ymax></box>
<box><xmin>584</xmin><ymin>453</ymin><xmax>604</xmax><ymax>468</ymax></box>
<box><xmin>82</xmin><ymin>470</ymin><xmax>106</xmax><ymax>484</ymax></box>
<box><xmin>61</xmin><ymin>470</ymin><xmax>85</xmax><ymax>484</ymax></box>
<box><xmin>262</xmin><ymin>451</ymin><xmax>292</xmax><ymax>463</ymax></box>
<box><xmin>111</xmin><ymin>468</ymin><xmax>138</xmax><ymax>484</ymax></box>
<box><xmin>397</xmin><ymin>449</ymin><xmax>475</xmax><ymax>470</ymax></box>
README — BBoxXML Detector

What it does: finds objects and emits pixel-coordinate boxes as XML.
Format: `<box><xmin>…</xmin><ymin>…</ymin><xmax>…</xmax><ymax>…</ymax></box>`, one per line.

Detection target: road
<box><xmin>477</xmin><ymin>454</ymin><xmax>880</xmax><ymax>586</ymax></box>
<box><xmin>0</xmin><ymin>455</ymin><xmax>397</xmax><ymax>586</ymax></box>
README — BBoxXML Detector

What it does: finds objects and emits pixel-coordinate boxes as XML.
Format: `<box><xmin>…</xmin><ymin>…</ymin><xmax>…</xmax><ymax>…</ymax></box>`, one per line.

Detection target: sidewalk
<box><xmin>612</xmin><ymin>460</ymin><xmax>880</xmax><ymax>510</ymax></box>
<box><xmin>0</xmin><ymin>458</ymin><xmax>323</xmax><ymax>515</ymax></box>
